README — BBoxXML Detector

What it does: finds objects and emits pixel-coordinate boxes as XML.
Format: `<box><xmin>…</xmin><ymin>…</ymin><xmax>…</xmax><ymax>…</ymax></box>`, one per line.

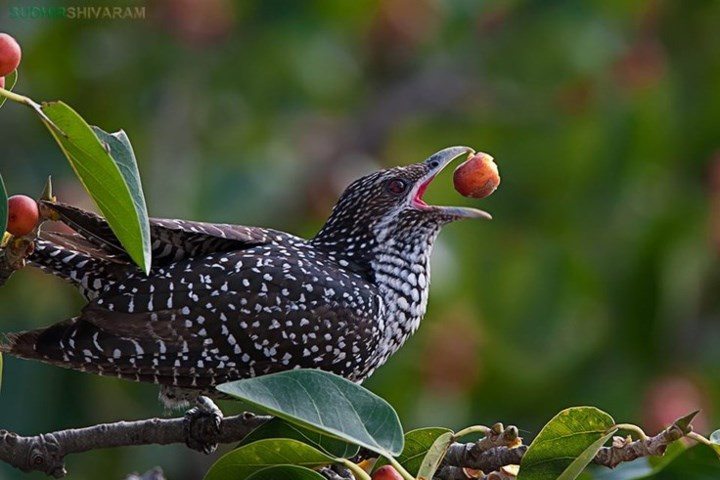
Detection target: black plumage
<box><xmin>2</xmin><ymin>146</ymin><xmax>491</xmax><ymax>407</ymax></box>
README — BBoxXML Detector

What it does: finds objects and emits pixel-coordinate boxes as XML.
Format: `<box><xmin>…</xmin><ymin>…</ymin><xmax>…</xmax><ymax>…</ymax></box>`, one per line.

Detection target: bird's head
<box><xmin>313</xmin><ymin>146</ymin><xmax>491</xmax><ymax>251</ymax></box>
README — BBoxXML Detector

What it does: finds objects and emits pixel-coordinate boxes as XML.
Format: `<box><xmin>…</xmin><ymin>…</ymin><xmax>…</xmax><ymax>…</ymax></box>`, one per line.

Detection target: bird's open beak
<box><xmin>410</xmin><ymin>146</ymin><xmax>493</xmax><ymax>220</ymax></box>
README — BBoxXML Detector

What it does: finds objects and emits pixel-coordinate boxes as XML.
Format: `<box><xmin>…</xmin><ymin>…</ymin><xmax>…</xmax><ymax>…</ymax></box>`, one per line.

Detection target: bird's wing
<box><xmin>39</xmin><ymin>230</ymin><xmax>130</xmax><ymax>264</ymax></box>
<box><xmin>41</xmin><ymin>201</ymin><xmax>272</xmax><ymax>265</ymax></box>
<box><xmin>7</xmin><ymin>248</ymin><xmax>381</xmax><ymax>388</ymax></box>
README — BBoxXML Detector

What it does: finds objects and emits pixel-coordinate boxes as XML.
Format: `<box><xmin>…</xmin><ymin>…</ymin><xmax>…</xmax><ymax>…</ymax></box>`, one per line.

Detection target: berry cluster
<box><xmin>0</xmin><ymin>33</ymin><xmax>39</xmax><ymax>237</ymax></box>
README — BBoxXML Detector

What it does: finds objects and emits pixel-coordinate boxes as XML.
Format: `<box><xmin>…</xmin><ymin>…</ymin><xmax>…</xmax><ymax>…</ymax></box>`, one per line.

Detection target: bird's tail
<box><xmin>1</xmin><ymin>319</ymin><xmax>220</xmax><ymax>389</ymax></box>
<box><xmin>0</xmin><ymin>319</ymin><xmax>137</xmax><ymax>382</ymax></box>
<box><xmin>1</xmin><ymin>318</ymin><xmax>81</xmax><ymax>366</ymax></box>
<box><xmin>2</xmin><ymin>318</ymin><xmax>156</xmax><ymax>382</ymax></box>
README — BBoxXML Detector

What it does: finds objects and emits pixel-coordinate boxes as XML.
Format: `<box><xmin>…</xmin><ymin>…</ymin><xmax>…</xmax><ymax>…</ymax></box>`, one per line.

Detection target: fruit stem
<box><xmin>0</xmin><ymin>85</ymin><xmax>26</xmax><ymax>104</ymax></box>
<box><xmin>386</xmin><ymin>456</ymin><xmax>415</xmax><ymax>480</ymax></box>
<box><xmin>686</xmin><ymin>432</ymin><xmax>713</xmax><ymax>448</ymax></box>
<box><xmin>339</xmin><ymin>459</ymin><xmax>372</xmax><ymax>480</ymax></box>
<box><xmin>613</xmin><ymin>423</ymin><xmax>649</xmax><ymax>441</ymax></box>
<box><xmin>454</xmin><ymin>425</ymin><xmax>491</xmax><ymax>439</ymax></box>
<box><xmin>0</xmin><ymin>87</ymin><xmax>65</xmax><ymax>136</ymax></box>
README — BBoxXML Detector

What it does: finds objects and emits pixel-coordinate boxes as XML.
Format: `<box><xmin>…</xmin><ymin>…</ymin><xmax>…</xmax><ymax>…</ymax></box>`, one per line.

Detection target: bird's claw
<box><xmin>318</xmin><ymin>465</ymin><xmax>354</xmax><ymax>480</ymax></box>
<box><xmin>183</xmin><ymin>396</ymin><xmax>223</xmax><ymax>454</ymax></box>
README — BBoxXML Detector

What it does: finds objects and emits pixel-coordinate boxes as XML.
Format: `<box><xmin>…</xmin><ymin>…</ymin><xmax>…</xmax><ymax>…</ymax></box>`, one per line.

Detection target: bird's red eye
<box><xmin>386</xmin><ymin>178</ymin><xmax>408</xmax><ymax>195</ymax></box>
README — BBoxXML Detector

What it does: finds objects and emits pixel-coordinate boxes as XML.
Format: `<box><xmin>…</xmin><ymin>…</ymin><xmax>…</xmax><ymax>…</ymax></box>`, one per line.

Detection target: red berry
<box><xmin>6</xmin><ymin>195</ymin><xmax>39</xmax><ymax>236</ymax></box>
<box><xmin>372</xmin><ymin>465</ymin><xmax>403</xmax><ymax>480</ymax></box>
<box><xmin>0</xmin><ymin>76</ymin><xmax>4</xmax><ymax>89</ymax></box>
<box><xmin>453</xmin><ymin>152</ymin><xmax>500</xmax><ymax>199</ymax></box>
<box><xmin>0</xmin><ymin>33</ymin><xmax>22</xmax><ymax>77</ymax></box>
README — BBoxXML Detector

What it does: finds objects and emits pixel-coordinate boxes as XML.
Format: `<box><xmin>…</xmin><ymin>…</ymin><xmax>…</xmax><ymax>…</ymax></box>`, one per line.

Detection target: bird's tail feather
<box><xmin>1</xmin><ymin>320</ymin><xmax>166</xmax><ymax>384</ymax></box>
<box><xmin>41</xmin><ymin>201</ymin><xmax>127</xmax><ymax>257</ymax></box>
<box><xmin>1</xmin><ymin>320</ymin><xmax>221</xmax><ymax>389</ymax></box>
<box><xmin>1</xmin><ymin>318</ymin><xmax>79</xmax><ymax>363</ymax></box>
<box><xmin>28</xmin><ymin>239</ymin><xmax>117</xmax><ymax>297</ymax></box>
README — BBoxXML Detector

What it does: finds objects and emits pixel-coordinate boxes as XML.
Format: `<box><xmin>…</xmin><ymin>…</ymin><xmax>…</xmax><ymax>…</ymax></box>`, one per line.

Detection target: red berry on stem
<box><xmin>0</xmin><ymin>33</ymin><xmax>22</xmax><ymax>77</ymax></box>
<box><xmin>372</xmin><ymin>465</ymin><xmax>403</xmax><ymax>480</ymax></box>
<box><xmin>6</xmin><ymin>195</ymin><xmax>39</xmax><ymax>236</ymax></box>
<box><xmin>453</xmin><ymin>152</ymin><xmax>500</xmax><ymax>199</ymax></box>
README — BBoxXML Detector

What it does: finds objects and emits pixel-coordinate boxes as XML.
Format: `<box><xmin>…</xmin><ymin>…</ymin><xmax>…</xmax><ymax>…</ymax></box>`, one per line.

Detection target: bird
<box><xmin>1</xmin><ymin>146</ymin><xmax>490</xmax><ymax>411</ymax></box>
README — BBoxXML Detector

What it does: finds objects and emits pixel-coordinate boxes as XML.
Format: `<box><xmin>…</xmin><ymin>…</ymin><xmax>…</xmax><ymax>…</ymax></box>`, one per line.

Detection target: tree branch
<box><xmin>437</xmin><ymin>446</ymin><xmax>526</xmax><ymax>479</ymax></box>
<box><xmin>434</xmin><ymin>418</ymin><xmax>691</xmax><ymax>479</ymax></box>
<box><xmin>592</xmin><ymin>422</ymin><xmax>686</xmax><ymax>468</ymax></box>
<box><xmin>0</xmin><ymin>412</ymin><xmax>269</xmax><ymax>478</ymax></box>
<box><xmin>0</xmin><ymin>410</ymin><xmax>696</xmax><ymax>479</ymax></box>
<box><xmin>0</xmin><ymin>234</ymin><xmax>34</xmax><ymax>287</ymax></box>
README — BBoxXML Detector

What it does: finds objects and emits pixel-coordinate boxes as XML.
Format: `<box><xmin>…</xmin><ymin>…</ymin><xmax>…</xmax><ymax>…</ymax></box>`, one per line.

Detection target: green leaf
<box><xmin>0</xmin><ymin>70</ymin><xmax>18</xmax><ymax>109</ymax></box>
<box><xmin>245</xmin><ymin>465</ymin><xmax>326</xmax><ymax>480</ymax></box>
<box><xmin>241</xmin><ymin>417</ymin><xmax>359</xmax><ymax>458</ymax></box>
<box><xmin>374</xmin><ymin>427</ymin><xmax>453</xmax><ymax>476</ymax></box>
<box><xmin>217</xmin><ymin>369</ymin><xmax>404</xmax><ymax>457</ymax></box>
<box><xmin>638</xmin><ymin>444</ymin><xmax>720</xmax><ymax>479</ymax></box>
<box><xmin>558</xmin><ymin>428</ymin><xmax>616</xmax><ymax>480</ymax></box>
<box><xmin>203</xmin><ymin>438</ymin><xmax>335</xmax><ymax>480</ymax></box>
<box><xmin>519</xmin><ymin>406</ymin><xmax>616</xmax><ymax>480</ymax></box>
<box><xmin>0</xmin><ymin>172</ymin><xmax>7</xmax><ymax>234</ymax></box>
<box><xmin>416</xmin><ymin>431</ymin><xmax>455</xmax><ymax>480</ymax></box>
<box><xmin>39</xmin><ymin>102</ymin><xmax>151</xmax><ymax>273</ymax></box>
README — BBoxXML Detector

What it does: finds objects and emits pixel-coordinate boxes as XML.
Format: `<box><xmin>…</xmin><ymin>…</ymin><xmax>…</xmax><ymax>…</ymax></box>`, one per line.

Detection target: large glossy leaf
<box><xmin>218</xmin><ymin>369</ymin><xmax>404</xmax><ymax>456</ymax></box>
<box><xmin>204</xmin><ymin>438</ymin><xmax>335</xmax><ymax>480</ymax></box>
<box><xmin>39</xmin><ymin>101</ymin><xmax>151</xmax><ymax>273</ymax></box>
<box><xmin>519</xmin><ymin>407</ymin><xmax>616</xmax><ymax>480</ymax></box>
<box><xmin>638</xmin><ymin>444</ymin><xmax>720</xmax><ymax>479</ymax></box>
<box><xmin>241</xmin><ymin>417</ymin><xmax>359</xmax><ymax>458</ymax></box>
<box><xmin>416</xmin><ymin>431</ymin><xmax>455</xmax><ymax>480</ymax></box>
<box><xmin>374</xmin><ymin>427</ymin><xmax>453</xmax><ymax>476</ymax></box>
<box><xmin>91</xmin><ymin>126</ymin><xmax>149</xmax><ymax>258</ymax></box>
<box><xmin>0</xmin><ymin>70</ymin><xmax>18</xmax><ymax>109</ymax></box>
<box><xmin>245</xmin><ymin>465</ymin><xmax>326</xmax><ymax>480</ymax></box>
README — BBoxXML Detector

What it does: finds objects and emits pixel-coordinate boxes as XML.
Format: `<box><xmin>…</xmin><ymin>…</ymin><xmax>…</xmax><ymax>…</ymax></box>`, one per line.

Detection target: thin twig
<box><xmin>0</xmin><ymin>235</ymin><xmax>35</xmax><ymax>287</ymax></box>
<box><xmin>593</xmin><ymin>422</ymin><xmax>687</xmax><ymax>468</ymax></box>
<box><xmin>0</xmin><ymin>412</ymin><xmax>269</xmax><ymax>478</ymax></box>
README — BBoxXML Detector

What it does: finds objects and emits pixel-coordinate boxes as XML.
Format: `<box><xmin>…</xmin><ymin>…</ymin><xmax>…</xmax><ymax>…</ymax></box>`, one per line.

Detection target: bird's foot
<box><xmin>318</xmin><ymin>465</ymin><xmax>354</xmax><ymax>480</ymax></box>
<box><xmin>183</xmin><ymin>396</ymin><xmax>223</xmax><ymax>454</ymax></box>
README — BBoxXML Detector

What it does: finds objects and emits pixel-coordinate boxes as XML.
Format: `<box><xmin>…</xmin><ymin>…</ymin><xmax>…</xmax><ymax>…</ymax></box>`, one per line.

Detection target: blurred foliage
<box><xmin>1</xmin><ymin>0</ymin><xmax>720</xmax><ymax>478</ymax></box>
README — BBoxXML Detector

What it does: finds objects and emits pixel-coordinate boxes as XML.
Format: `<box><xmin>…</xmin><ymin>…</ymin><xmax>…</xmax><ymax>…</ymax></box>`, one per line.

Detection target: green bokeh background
<box><xmin>1</xmin><ymin>1</ymin><xmax>720</xmax><ymax>478</ymax></box>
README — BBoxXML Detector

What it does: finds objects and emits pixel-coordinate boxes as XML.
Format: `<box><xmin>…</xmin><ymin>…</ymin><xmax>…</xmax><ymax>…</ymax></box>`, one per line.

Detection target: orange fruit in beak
<box><xmin>453</xmin><ymin>152</ymin><xmax>500</xmax><ymax>199</ymax></box>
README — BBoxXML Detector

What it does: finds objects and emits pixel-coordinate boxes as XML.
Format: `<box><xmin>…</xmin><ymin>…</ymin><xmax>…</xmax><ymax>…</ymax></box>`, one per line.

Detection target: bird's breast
<box><xmin>371</xmin><ymin>247</ymin><xmax>431</xmax><ymax>360</ymax></box>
